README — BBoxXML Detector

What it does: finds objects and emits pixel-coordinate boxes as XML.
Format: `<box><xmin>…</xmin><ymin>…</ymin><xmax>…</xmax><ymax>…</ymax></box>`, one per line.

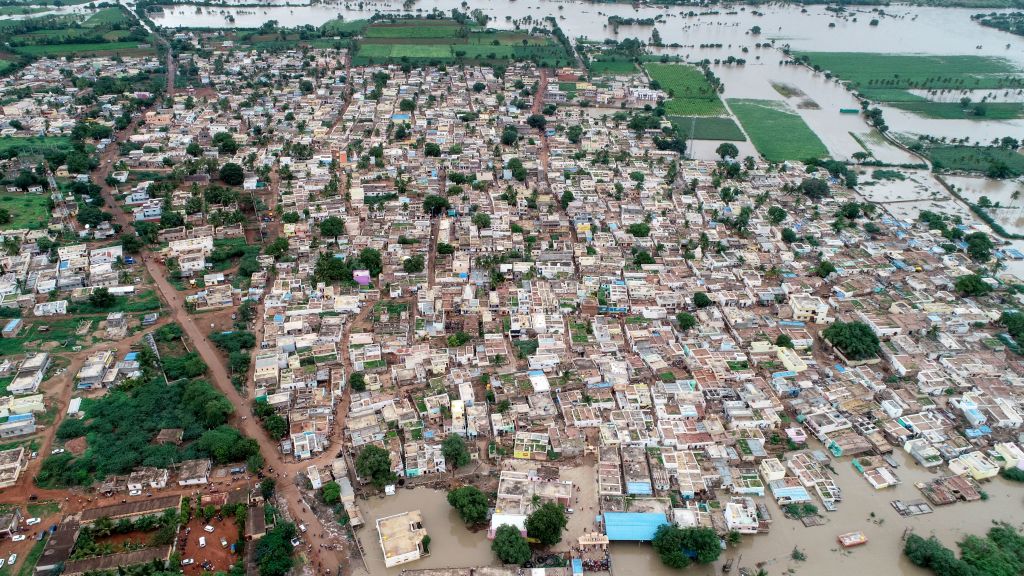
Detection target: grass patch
<box><xmin>727</xmin><ymin>99</ymin><xmax>828</xmax><ymax>161</ymax></box>
<box><xmin>890</xmin><ymin>101</ymin><xmax>1024</xmax><ymax>120</ymax></box>
<box><xmin>668</xmin><ymin>115</ymin><xmax>746</xmax><ymax>141</ymax></box>
<box><xmin>925</xmin><ymin>144</ymin><xmax>1024</xmax><ymax>176</ymax></box>
<box><xmin>0</xmin><ymin>136</ymin><xmax>74</xmax><ymax>157</ymax></box>
<box><xmin>794</xmin><ymin>52</ymin><xmax>1024</xmax><ymax>98</ymax></box>
<box><xmin>646</xmin><ymin>63</ymin><xmax>726</xmax><ymax>116</ymax></box>
<box><xmin>83</xmin><ymin>7</ymin><xmax>129</xmax><ymax>27</ymax></box>
<box><xmin>320</xmin><ymin>18</ymin><xmax>370</xmax><ymax>36</ymax></box>
<box><xmin>590</xmin><ymin>58</ymin><xmax>636</xmax><ymax>75</ymax></box>
<box><xmin>365</xmin><ymin>23</ymin><xmax>462</xmax><ymax>39</ymax></box>
<box><xmin>27</xmin><ymin>500</ymin><xmax>60</xmax><ymax>517</ymax></box>
<box><xmin>13</xmin><ymin>41</ymin><xmax>152</xmax><ymax>57</ymax></box>
<box><xmin>15</xmin><ymin>534</ymin><xmax>48</xmax><ymax>576</ymax></box>
<box><xmin>0</xmin><ymin>193</ymin><xmax>49</xmax><ymax>230</ymax></box>
<box><xmin>0</xmin><ymin>318</ymin><xmax>81</xmax><ymax>356</ymax></box>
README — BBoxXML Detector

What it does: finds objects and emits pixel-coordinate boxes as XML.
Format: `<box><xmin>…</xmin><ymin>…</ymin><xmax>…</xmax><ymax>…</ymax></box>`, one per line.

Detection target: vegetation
<box><xmin>904</xmin><ymin>523</ymin><xmax>1024</xmax><ymax>576</ymax></box>
<box><xmin>492</xmin><ymin>524</ymin><xmax>531</xmax><ymax>565</ymax></box>
<box><xmin>923</xmin><ymin>144</ymin><xmax>1024</xmax><ymax>178</ymax></box>
<box><xmin>652</xmin><ymin>524</ymin><xmax>722</xmax><ymax>569</ymax></box>
<box><xmin>822</xmin><ymin>321</ymin><xmax>880</xmax><ymax>361</ymax></box>
<box><xmin>727</xmin><ymin>99</ymin><xmax>828</xmax><ymax>161</ymax></box>
<box><xmin>973</xmin><ymin>11</ymin><xmax>1024</xmax><ymax>36</ymax></box>
<box><xmin>254</xmin><ymin>523</ymin><xmax>297</xmax><ymax>576</ymax></box>
<box><xmin>355</xmin><ymin>444</ymin><xmax>396</xmax><ymax>489</ymax></box>
<box><xmin>38</xmin><ymin>377</ymin><xmax>253</xmax><ymax>487</ymax></box>
<box><xmin>0</xmin><ymin>192</ymin><xmax>50</xmax><ymax>230</ymax></box>
<box><xmin>447</xmin><ymin>485</ymin><xmax>489</xmax><ymax>525</ymax></box>
<box><xmin>646</xmin><ymin>63</ymin><xmax>726</xmax><ymax>116</ymax></box>
<box><xmin>442</xmin><ymin>434</ymin><xmax>471</xmax><ymax>468</ymax></box>
<box><xmin>668</xmin><ymin>116</ymin><xmax>746</xmax><ymax>141</ymax></box>
<box><xmin>955</xmin><ymin>274</ymin><xmax>992</xmax><ymax>296</ymax></box>
<box><xmin>525</xmin><ymin>503</ymin><xmax>567</xmax><ymax>546</ymax></box>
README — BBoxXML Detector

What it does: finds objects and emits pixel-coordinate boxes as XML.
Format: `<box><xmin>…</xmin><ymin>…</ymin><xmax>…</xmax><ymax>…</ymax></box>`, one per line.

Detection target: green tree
<box><xmin>955</xmin><ymin>274</ymin><xmax>991</xmax><ymax>297</ymax></box>
<box><xmin>403</xmin><ymin>255</ymin><xmax>425</xmax><ymax>274</ymax></box>
<box><xmin>88</xmin><ymin>287</ymin><xmax>116</xmax><ymax>308</ymax></box>
<box><xmin>799</xmin><ymin>177</ymin><xmax>830</xmax><ymax>199</ymax></box>
<box><xmin>472</xmin><ymin>212</ymin><xmax>492</xmax><ymax>229</ymax></box>
<box><xmin>693</xmin><ymin>292</ymin><xmax>712</xmax><ymax>308</ymax></box>
<box><xmin>776</xmin><ymin>334</ymin><xmax>794</xmax><ymax>348</ymax></box>
<box><xmin>781</xmin><ymin>228</ymin><xmax>798</xmax><ymax>243</ymax></box>
<box><xmin>349</xmin><ymin>372</ymin><xmax>366</xmax><ymax>392</ymax></box>
<box><xmin>321</xmin><ymin>481</ymin><xmax>341</xmax><ymax>504</ymax></box>
<box><xmin>676</xmin><ymin>312</ymin><xmax>697</xmax><ymax>331</ymax></box>
<box><xmin>560</xmin><ymin>190</ymin><xmax>575</xmax><ymax>209</ymax></box>
<box><xmin>716</xmin><ymin>142</ymin><xmax>739</xmax><ymax>160</ymax></box>
<box><xmin>447</xmin><ymin>485</ymin><xmax>489</xmax><ymax>525</ymax></box>
<box><xmin>652</xmin><ymin>524</ymin><xmax>722</xmax><ymax>569</ymax></box>
<box><xmin>442</xmin><ymin>434</ymin><xmax>471</xmax><ymax>469</ymax></box>
<box><xmin>358</xmin><ymin>247</ymin><xmax>383</xmax><ymax>276</ymax></box>
<box><xmin>355</xmin><ymin>444</ymin><xmax>396</xmax><ymax>488</ymax></box>
<box><xmin>281</xmin><ymin>212</ymin><xmax>300</xmax><ymax>224</ymax></box>
<box><xmin>219</xmin><ymin>162</ymin><xmax>245</xmax><ymax>186</ymax></box>
<box><xmin>424</xmin><ymin>195</ymin><xmax>451</xmax><ymax>216</ymax></box>
<box><xmin>265</xmin><ymin>237</ymin><xmax>289</xmax><ymax>260</ymax></box>
<box><xmin>767</xmin><ymin>206</ymin><xmax>787</xmax><ymax>225</ymax></box>
<box><xmin>965</xmin><ymin>231</ymin><xmax>994</xmax><ymax>262</ymax></box>
<box><xmin>822</xmin><ymin>321</ymin><xmax>880</xmax><ymax>361</ymax></box>
<box><xmin>525</xmin><ymin>503</ymin><xmax>567</xmax><ymax>546</ymax></box>
<box><xmin>492</xmin><ymin>524</ymin><xmax>530</xmax><ymax>565</ymax></box>
<box><xmin>319</xmin><ymin>216</ymin><xmax>345</xmax><ymax>242</ymax></box>
<box><xmin>437</xmin><ymin>242</ymin><xmax>455</xmax><ymax>255</ymax></box>
<box><xmin>425</xmin><ymin>143</ymin><xmax>442</xmax><ymax>157</ymax></box>
<box><xmin>627</xmin><ymin>223</ymin><xmax>650</xmax><ymax>237</ymax></box>
<box><xmin>814</xmin><ymin>260</ymin><xmax>836</xmax><ymax>278</ymax></box>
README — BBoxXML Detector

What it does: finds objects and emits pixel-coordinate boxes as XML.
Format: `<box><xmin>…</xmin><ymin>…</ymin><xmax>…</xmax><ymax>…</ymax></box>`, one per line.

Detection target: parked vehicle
<box><xmin>199</xmin><ymin>537</ymin><xmax>206</xmax><ymax>548</ymax></box>
<box><xmin>203</xmin><ymin>525</ymin><xmax>215</xmax><ymax>533</ymax></box>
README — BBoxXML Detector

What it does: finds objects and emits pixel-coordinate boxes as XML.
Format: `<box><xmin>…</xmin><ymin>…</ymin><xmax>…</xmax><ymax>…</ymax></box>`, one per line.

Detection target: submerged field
<box><xmin>645</xmin><ymin>63</ymin><xmax>726</xmax><ymax>116</ymax></box>
<box><xmin>925</xmin><ymin>144</ymin><xmax>1024</xmax><ymax>176</ymax></box>
<box><xmin>890</xmin><ymin>101</ymin><xmax>1024</xmax><ymax>120</ymax></box>
<box><xmin>353</xmin><ymin>19</ymin><xmax>572</xmax><ymax>66</ymax></box>
<box><xmin>727</xmin><ymin>99</ymin><xmax>828</xmax><ymax>161</ymax></box>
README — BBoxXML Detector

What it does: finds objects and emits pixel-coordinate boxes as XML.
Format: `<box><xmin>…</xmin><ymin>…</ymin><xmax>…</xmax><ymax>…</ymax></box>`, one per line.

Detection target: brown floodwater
<box><xmin>353</xmin><ymin>448</ymin><xmax>1024</xmax><ymax>576</ymax></box>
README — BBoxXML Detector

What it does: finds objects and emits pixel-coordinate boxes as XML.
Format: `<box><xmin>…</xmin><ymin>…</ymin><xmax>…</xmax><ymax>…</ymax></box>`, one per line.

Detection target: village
<box><xmin>0</xmin><ymin>19</ymin><xmax>1021</xmax><ymax>576</ymax></box>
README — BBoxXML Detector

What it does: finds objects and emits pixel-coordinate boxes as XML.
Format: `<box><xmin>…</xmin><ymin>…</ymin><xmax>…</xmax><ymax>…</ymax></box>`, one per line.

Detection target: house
<box><xmin>0</xmin><ymin>508</ymin><xmax>21</xmax><ymax>537</ymax></box>
<box><xmin>176</xmin><ymin>459</ymin><xmax>211</xmax><ymax>486</ymax></box>
<box><xmin>377</xmin><ymin>510</ymin><xmax>428</xmax><ymax>568</ymax></box>
<box><xmin>127</xmin><ymin>467</ymin><xmax>169</xmax><ymax>491</ymax></box>
<box><xmin>0</xmin><ymin>446</ymin><xmax>27</xmax><ymax>488</ymax></box>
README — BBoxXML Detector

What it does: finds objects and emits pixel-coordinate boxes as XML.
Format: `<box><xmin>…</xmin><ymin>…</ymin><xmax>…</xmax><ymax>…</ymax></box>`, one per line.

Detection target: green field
<box><xmin>926</xmin><ymin>145</ymin><xmax>1024</xmax><ymax>176</ymax></box>
<box><xmin>668</xmin><ymin>115</ymin><xmax>746</xmax><ymax>141</ymax></box>
<box><xmin>83</xmin><ymin>6</ymin><xmax>129</xmax><ymax>27</ymax></box>
<box><xmin>794</xmin><ymin>52</ymin><xmax>1024</xmax><ymax>101</ymax></box>
<box><xmin>890</xmin><ymin>101</ymin><xmax>1024</xmax><ymax>120</ymax></box>
<box><xmin>365</xmin><ymin>23</ymin><xmax>461</xmax><ymax>38</ymax></box>
<box><xmin>0</xmin><ymin>136</ymin><xmax>74</xmax><ymax>157</ymax></box>
<box><xmin>0</xmin><ymin>318</ymin><xmax>81</xmax><ymax>356</ymax></box>
<box><xmin>13</xmin><ymin>41</ymin><xmax>150</xmax><ymax>56</ymax></box>
<box><xmin>590</xmin><ymin>58</ymin><xmax>636</xmax><ymax>75</ymax></box>
<box><xmin>645</xmin><ymin>63</ymin><xmax>726</xmax><ymax>116</ymax></box>
<box><xmin>320</xmin><ymin>18</ymin><xmax>370</xmax><ymax>36</ymax></box>
<box><xmin>0</xmin><ymin>6</ymin><xmax>46</xmax><ymax>16</ymax></box>
<box><xmin>727</xmin><ymin>99</ymin><xmax>828</xmax><ymax>161</ymax></box>
<box><xmin>0</xmin><ymin>193</ymin><xmax>50</xmax><ymax>230</ymax></box>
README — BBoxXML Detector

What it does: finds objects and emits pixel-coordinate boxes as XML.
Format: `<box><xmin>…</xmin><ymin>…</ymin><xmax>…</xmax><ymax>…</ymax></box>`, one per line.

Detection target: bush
<box><xmin>448</xmin><ymin>485</ymin><xmax>488</xmax><ymax>525</ymax></box>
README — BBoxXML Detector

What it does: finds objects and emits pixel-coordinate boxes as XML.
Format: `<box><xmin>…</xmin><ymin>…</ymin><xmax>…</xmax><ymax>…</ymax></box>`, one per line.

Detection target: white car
<box><xmin>181</xmin><ymin>559</ymin><xmax>195</xmax><ymax>566</ymax></box>
<box><xmin>8</xmin><ymin>553</ymin><xmax>16</xmax><ymax>565</ymax></box>
<box><xmin>0</xmin><ymin>558</ymin><xmax>5</xmax><ymax>568</ymax></box>
<box><xmin>203</xmin><ymin>525</ymin><xmax>215</xmax><ymax>533</ymax></box>
<box><xmin>50</xmin><ymin>448</ymin><xmax>64</xmax><ymax>455</ymax></box>
<box><xmin>299</xmin><ymin>524</ymin><xmax>307</xmax><ymax>533</ymax></box>
<box><xmin>25</xmin><ymin>518</ymin><xmax>41</xmax><ymax>526</ymax></box>
<box><xmin>128</xmin><ymin>489</ymin><xmax>142</xmax><ymax>496</ymax></box>
<box><xmin>290</xmin><ymin>537</ymin><xmax>301</xmax><ymax>548</ymax></box>
<box><xmin>11</xmin><ymin>535</ymin><xmax>26</xmax><ymax>542</ymax></box>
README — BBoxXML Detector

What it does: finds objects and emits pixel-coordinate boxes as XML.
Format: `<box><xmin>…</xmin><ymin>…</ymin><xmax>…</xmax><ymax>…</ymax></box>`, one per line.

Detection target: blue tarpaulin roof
<box><xmin>604</xmin><ymin>512</ymin><xmax>667</xmax><ymax>541</ymax></box>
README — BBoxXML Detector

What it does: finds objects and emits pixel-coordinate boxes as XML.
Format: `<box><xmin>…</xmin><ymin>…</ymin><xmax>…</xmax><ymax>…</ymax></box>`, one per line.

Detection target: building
<box><xmin>0</xmin><ymin>446</ymin><xmax>27</xmax><ymax>488</ymax></box>
<box><xmin>603</xmin><ymin>512</ymin><xmax>667</xmax><ymax>542</ymax></box>
<box><xmin>176</xmin><ymin>459</ymin><xmax>211</xmax><ymax>485</ymax></box>
<box><xmin>377</xmin><ymin>510</ymin><xmax>428</xmax><ymax>568</ymax></box>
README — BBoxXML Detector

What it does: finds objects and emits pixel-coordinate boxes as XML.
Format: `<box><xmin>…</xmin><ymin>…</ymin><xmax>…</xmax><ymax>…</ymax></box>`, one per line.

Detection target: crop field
<box><xmin>0</xmin><ymin>136</ymin><xmax>74</xmax><ymax>157</ymax></box>
<box><xmin>354</xmin><ymin>20</ymin><xmax>571</xmax><ymax>66</ymax></box>
<box><xmin>926</xmin><ymin>145</ymin><xmax>1024</xmax><ymax>176</ymax></box>
<box><xmin>13</xmin><ymin>41</ymin><xmax>152</xmax><ymax>56</ymax></box>
<box><xmin>668</xmin><ymin>116</ymin><xmax>746</xmax><ymax>141</ymax></box>
<box><xmin>83</xmin><ymin>6</ymin><xmax>129</xmax><ymax>27</ymax></box>
<box><xmin>794</xmin><ymin>52</ymin><xmax>1024</xmax><ymax>100</ymax></box>
<box><xmin>727</xmin><ymin>99</ymin><xmax>828</xmax><ymax>161</ymax></box>
<box><xmin>364</xmin><ymin>22</ymin><xmax>461</xmax><ymax>38</ymax></box>
<box><xmin>590</xmin><ymin>58</ymin><xmax>636</xmax><ymax>76</ymax></box>
<box><xmin>0</xmin><ymin>192</ymin><xmax>49</xmax><ymax>230</ymax></box>
<box><xmin>645</xmin><ymin>63</ymin><xmax>726</xmax><ymax>116</ymax></box>
<box><xmin>890</xmin><ymin>101</ymin><xmax>1024</xmax><ymax>120</ymax></box>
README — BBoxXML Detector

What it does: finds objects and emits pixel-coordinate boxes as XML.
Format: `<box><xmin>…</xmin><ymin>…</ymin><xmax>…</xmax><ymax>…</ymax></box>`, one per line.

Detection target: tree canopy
<box><xmin>525</xmin><ymin>503</ymin><xmax>567</xmax><ymax>546</ymax></box>
<box><xmin>822</xmin><ymin>321</ymin><xmax>880</xmax><ymax>361</ymax></box>
<box><xmin>355</xmin><ymin>444</ymin><xmax>396</xmax><ymax>489</ymax></box>
<box><xmin>447</xmin><ymin>485</ymin><xmax>489</xmax><ymax>525</ymax></box>
<box><xmin>492</xmin><ymin>524</ymin><xmax>531</xmax><ymax>565</ymax></box>
<box><xmin>652</xmin><ymin>525</ymin><xmax>721</xmax><ymax>569</ymax></box>
<box><xmin>442</xmin><ymin>434</ymin><xmax>471</xmax><ymax>469</ymax></box>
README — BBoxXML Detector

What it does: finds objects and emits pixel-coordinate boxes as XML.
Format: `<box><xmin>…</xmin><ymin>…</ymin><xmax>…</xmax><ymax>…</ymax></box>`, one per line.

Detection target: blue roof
<box><xmin>604</xmin><ymin>512</ymin><xmax>667</xmax><ymax>541</ymax></box>
<box><xmin>626</xmin><ymin>481</ymin><xmax>653</xmax><ymax>495</ymax></box>
<box><xmin>572</xmin><ymin>559</ymin><xmax>583</xmax><ymax>574</ymax></box>
<box><xmin>3</xmin><ymin>319</ymin><xmax>20</xmax><ymax>331</ymax></box>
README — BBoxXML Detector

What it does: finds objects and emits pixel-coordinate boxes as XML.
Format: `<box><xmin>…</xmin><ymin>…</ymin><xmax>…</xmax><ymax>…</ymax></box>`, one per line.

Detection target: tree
<box><xmin>0</xmin><ymin>208</ymin><xmax>9</xmax><ymax>225</ymax></box>
<box><xmin>507</xmin><ymin>158</ymin><xmax>527</xmax><ymax>181</ymax></box>
<box><xmin>121</xmin><ymin>233</ymin><xmax>144</xmax><ymax>253</ymax></box>
<box><xmin>219</xmin><ymin>162</ymin><xmax>245</xmax><ymax>186</ymax></box>
<box><xmin>492</xmin><ymin>524</ymin><xmax>531</xmax><ymax>565</ymax></box>
<box><xmin>955</xmin><ymin>274</ymin><xmax>991</xmax><ymax>297</ymax></box>
<box><xmin>213</xmin><ymin>132</ymin><xmax>238</xmax><ymax>155</ymax></box>
<box><xmin>355</xmin><ymin>444</ymin><xmax>396</xmax><ymax>489</ymax></box>
<box><xmin>186</xmin><ymin>142</ymin><xmax>203</xmax><ymax>157</ymax></box>
<box><xmin>403</xmin><ymin>255</ymin><xmax>425</xmax><ymax>274</ymax></box>
<box><xmin>560</xmin><ymin>190</ymin><xmax>574</xmax><ymax>209</ymax></box>
<box><xmin>716</xmin><ymin>142</ymin><xmax>739</xmax><ymax>160</ymax></box>
<box><xmin>472</xmin><ymin>81</ymin><xmax>486</xmax><ymax>92</ymax></box>
<box><xmin>781</xmin><ymin>227</ymin><xmax>798</xmax><ymax>243</ymax></box>
<box><xmin>767</xmin><ymin>206</ymin><xmax>787</xmax><ymax>225</ymax></box>
<box><xmin>442</xmin><ymin>435</ymin><xmax>471</xmax><ymax>469</ymax></box>
<box><xmin>652</xmin><ymin>524</ymin><xmax>721</xmax><ymax>569</ymax></box>
<box><xmin>501</xmin><ymin>125</ymin><xmax>519</xmax><ymax>146</ymax></box>
<box><xmin>399</xmin><ymin>98</ymin><xmax>415</xmax><ymax>112</ymax></box>
<box><xmin>88</xmin><ymin>287</ymin><xmax>116</xmax><ymax>308</ymax></box>
<box><xmin>776</xmin><ymin>334</ymin><xmax>794</xmax><ymax>348</ymax></box>
<box><xmin>321</xmin><ymin>481</ymin><xmax>341</xmax><ymax>504</ymax></box>
<box><xmin>472</xmin><ymin>212</ymin><xmax>492</xmax><ymax>229</ymax></box>
<box><xmin>627</xmin><ymin>223</ymin><xmax>650</xmax><ymax>237</ymax></box>
<box><xmin>437</xmin><ymin>242</ymin><xmax>455</xmax><ymax>255</ymax></box>
<box><xmin>822</xmin><ymin>321</ymin><xmax>880</xmax><ymax>361</ymax></box>
<box><xmin>265</xmin><ymin>237</ymin><xmax>289</xmax><ymax>260</ymax></box>
<box><xmin>527</xmin><ymin>114</ymin><xmax>547</xmax><ymax>130</ymax></box>
<box><xmin>676</xmin><ymin>312</ymin><xmax>697</xmax><ymax>332</ymax></box>
<box><xmin>319</xmin><ymin>216</ymin><xmax>345</xmax><ymax>242</ymax></box>
<box><xmin>260</xmin><ymin>478</ymin><xmax>276</xmax><ymax>500</ymax></box>
<box><xmin>814</xmin><ymin>260</ymin><xmax>836</xmax><ymax>278</ymax></box>
<box><xmin>281</xmin><ymin>212</ymin><xmax>300</xmax><ymax>224</ymax></box>
<box><xmin>798</xmin><ymin>177</ymin><xmax>830</xmax><ymax>199</ymax></box>
<box><xmin>425</xmin><ymin>143</ymin><xmax>441</xmax><ymax>157</ymax></box>
<box><xmin>525</xmin><ymin>503</ymin><xmax>567</xmax><ymax>546</ymax></box>
<box><xmin>358</xmin><ymin>247</ymin><xmax>383</xmax><ymax>277</ymax></box>
<box><xmin>349</xmin><ymin>372</ymin><xmax>366</xmax><ymax>392</ymax></box>
<box><xmin>424</xmin><ymin>195</ymin><xmax>450</xmax><ymax>216</ymax></box>
<box><xmin>448</xmin><ymin>485</ymin><xmax>489</xmax><ymax>525</ymax></box>
<box><xmin>634</xmin><ymin>250</ymin><xmax>655</xmax><ymax>266</ymax></box>
<box><xmin>693</xmin><ymin>292</ymin><xmax>712</xmax><ymax>308</ymax></box>
<box><xmin>965</xmin><ymin>231</ymin><xmax>994</xmax><ymax>262</ymax></box>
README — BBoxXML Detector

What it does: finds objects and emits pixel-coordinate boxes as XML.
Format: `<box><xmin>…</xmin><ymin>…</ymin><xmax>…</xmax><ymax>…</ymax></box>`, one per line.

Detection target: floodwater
<box><xmin>143</xmin><ymin>0</ymin><xmax>1024</xmax><ymax>160</ymax></box>
<box><xmin>352</xmin><ymin>449</ymin><xmax>1024</xmax><ymax>576</ymax></box>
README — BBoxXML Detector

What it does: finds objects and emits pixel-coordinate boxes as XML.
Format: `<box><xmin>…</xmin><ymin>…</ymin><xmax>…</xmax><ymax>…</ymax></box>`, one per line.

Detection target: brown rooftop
<box><xmin>80</xmin><ymin>494</ymin><xmax>181</xmax><ymax>523</ymax></box>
